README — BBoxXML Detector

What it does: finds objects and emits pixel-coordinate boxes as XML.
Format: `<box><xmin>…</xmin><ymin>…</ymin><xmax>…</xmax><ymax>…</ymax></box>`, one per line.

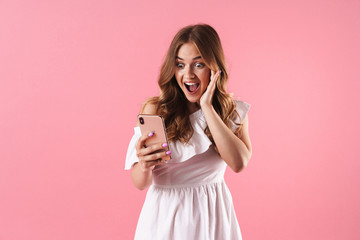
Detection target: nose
<box><xmin>184</xmin><ymin>66</ymin><xmax>195</xmax><ymax>79</ymax></box>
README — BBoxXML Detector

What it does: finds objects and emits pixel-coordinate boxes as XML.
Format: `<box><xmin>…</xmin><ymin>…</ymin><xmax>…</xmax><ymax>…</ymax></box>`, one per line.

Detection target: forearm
<box><xmin>131</xmin><ymin>162</ymin><xmax>153</xmax><ymax>190</ymax></box>
<box><xmin>202</xmin><ymin>105</ymin><xmax>251</xmax><ymax>172</ymax></box>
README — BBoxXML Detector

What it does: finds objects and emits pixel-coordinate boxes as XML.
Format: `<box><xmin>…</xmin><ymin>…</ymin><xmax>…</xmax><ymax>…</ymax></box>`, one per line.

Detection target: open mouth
<box><xmin>184</xmin><ymin>82</ymin><xmax>200</xmax><ymax>93</ymax></box>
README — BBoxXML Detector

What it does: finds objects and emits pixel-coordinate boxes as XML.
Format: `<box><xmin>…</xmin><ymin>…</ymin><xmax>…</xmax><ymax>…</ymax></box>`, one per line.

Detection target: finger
<box><xmin>138</xmin><ymin>149</ymin><xmax>172</xmax><ymax>162</ymax></box>
<box><xmin>135</xmin><ymin>131</ymin><xmax>154</xmax><ymax>151</ymax></box>
<box><xmin>137</xmin><ymin>142</ymin><xmax>169</xmax><ymax>158</ymax></box>
<box><xmin>139</xmin><ymin>159</ymin><xmax>164</xmax><ymax>170</ymax></box>
<box><xmin>138</xmin><ymin>152</ymin><xmax>171</xmax><ymax>170</ymax></box>
<box><xmin>207</xmin><ymin>71</ymin><xmax>219</xmax><ymax>93</ymax></box>
<box><xmin>212</xmin><ymin>70</ymin><xmax>221</xmax><ymax>87</ymax></box>
<box><xmin>214</xmin><ymin>70</ymin><xmax>221</xmax><ymax>80</ymax></box>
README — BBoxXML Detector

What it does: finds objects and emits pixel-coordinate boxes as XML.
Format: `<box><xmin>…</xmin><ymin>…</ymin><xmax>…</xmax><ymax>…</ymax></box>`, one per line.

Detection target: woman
<box><xmin>125</xmin><ymin>24</ymin><xmax>252</xmax><ymax>240</ymax></box>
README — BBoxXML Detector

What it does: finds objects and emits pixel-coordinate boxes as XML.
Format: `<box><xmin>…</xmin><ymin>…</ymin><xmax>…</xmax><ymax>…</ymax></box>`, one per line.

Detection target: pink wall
<box><xmin>1</xmin><ymin>0</ymin><xmax>359</xmax><ymax>239</ymax></box>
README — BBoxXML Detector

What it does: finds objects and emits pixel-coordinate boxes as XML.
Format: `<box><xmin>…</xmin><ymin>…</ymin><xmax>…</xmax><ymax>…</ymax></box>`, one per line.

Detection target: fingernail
<box><xmin>148</xmin><ymin>132</ymin><xmax>154</xmax><ymax>137</ymax></box>
<box><xmin>162</xmin><ymin>143</ymin><xmax>168</xmax><ymax>147</ymax></box>
<box><xmin>166</xmin><ymin>151</ymin><xmax>171</xmax><ymax>155</ymax></box>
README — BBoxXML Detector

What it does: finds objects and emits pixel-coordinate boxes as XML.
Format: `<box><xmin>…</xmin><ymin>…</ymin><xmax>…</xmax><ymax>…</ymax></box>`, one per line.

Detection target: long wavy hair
<box><xmin>144</xmin><ymin>24</ymin><xmax>242</xmax><ymax>150</ymax></box>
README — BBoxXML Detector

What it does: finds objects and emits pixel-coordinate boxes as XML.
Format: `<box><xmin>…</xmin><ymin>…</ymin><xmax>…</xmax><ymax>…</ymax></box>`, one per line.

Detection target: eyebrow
<box><xmin>176</xmin><ymin>56</ymin><xmax>202</xmax><ymax>60</ymax></box>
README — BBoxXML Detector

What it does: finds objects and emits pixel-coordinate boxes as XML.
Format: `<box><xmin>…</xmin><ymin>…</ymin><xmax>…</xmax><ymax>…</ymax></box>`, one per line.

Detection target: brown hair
<box><xmin>145</xmin><ymin>24</ymin><xmax>242</xmax><ymax>149</ymax></box>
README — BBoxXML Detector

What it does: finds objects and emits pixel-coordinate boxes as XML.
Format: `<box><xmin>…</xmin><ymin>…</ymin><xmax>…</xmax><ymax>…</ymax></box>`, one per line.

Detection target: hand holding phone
<box><xmin>137</xmin><ymin>114</ymin><xmax>171</xmax><ymax>161</ymax></box>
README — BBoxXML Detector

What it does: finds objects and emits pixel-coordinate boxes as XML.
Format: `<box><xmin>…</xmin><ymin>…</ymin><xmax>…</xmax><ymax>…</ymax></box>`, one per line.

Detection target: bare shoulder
<box><xmin>139</xmin><ymin>96</ymin><xmax>159</xmax><ymax>115</ymax></box>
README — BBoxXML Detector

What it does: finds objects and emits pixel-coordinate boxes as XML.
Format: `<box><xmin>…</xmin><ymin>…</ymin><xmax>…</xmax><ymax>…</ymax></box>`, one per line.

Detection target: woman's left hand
<box><xmin>200</xmin><ymin>70</ymin><xmax>221</xmax><ymax>108</ymax></box>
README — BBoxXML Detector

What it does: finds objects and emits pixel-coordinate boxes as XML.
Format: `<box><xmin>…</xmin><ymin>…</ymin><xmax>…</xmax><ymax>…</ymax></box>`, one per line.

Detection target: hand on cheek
<box><xmin>200</xmin><ymin>70</ymin><xmax>221</xmax><ymax>108</ymax></box>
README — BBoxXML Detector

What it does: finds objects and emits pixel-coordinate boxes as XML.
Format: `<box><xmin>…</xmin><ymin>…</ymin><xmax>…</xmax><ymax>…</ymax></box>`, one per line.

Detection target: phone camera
<box><xmin>139</xmin><ymin>117</ymin><xmax>144</xmax><ymax>125</ymax></box>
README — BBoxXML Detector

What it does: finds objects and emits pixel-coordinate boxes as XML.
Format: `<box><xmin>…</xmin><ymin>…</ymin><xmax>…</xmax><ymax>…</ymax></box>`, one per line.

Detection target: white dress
<box><xmin>125</xmin><ymin>100</ymin><xmax>251</xmax><ymax>240</ymax></box>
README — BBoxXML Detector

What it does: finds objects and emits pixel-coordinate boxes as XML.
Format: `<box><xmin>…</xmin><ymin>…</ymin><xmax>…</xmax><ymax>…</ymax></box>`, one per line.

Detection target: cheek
<box><xmin>175</xmin><ymin>69</ymin><xmax>182</xmax><ymax>78</ymax></box>
<box><xmin>200</xmin><ymin>71</ymin><xmax>210</xmax><ymax>86</ymax></box>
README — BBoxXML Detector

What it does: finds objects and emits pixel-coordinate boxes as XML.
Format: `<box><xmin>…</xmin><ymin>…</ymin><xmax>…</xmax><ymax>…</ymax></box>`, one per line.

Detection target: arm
<box><xmin>200</xmin><ymin>71</ymin><xmax>252</xmax><ymax>172</ymax></box>
<box><xmin>131</xmin><ymin>102</ymin><xmax>171</xmax><ymax>190</ymax></box>
<box><xmin>202</xmin><ymin>105</ymin><xmax>252</xmax><ymax>172</ymax></box>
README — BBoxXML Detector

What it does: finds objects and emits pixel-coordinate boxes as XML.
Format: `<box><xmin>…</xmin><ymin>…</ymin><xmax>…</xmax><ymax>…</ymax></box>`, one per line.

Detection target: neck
<box><xmin>187</xmin><ymin>102</ymin><xmax>201</xmax><ymax>114</ymax></box>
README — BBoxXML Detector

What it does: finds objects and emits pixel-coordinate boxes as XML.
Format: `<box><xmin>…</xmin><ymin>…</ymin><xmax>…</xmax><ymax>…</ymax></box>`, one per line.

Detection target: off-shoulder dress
<box><xmin>125</xmin><ymin>100</ymin><xmax>251</xmax><ymax>240</ymax></box>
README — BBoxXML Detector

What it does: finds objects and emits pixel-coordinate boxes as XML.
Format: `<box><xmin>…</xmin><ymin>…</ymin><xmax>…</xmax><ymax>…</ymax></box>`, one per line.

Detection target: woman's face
<box><xmin>174</xmin><ymin>42</ymin><xmax>211</xmax><ymax>105</ymax></box>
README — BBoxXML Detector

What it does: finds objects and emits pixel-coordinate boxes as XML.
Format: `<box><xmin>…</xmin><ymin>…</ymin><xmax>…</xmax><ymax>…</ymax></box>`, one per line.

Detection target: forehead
<box><xmin>177</xmin><ymin>42</ymin><xmax>201</xmax><ymax>59</ymax></box>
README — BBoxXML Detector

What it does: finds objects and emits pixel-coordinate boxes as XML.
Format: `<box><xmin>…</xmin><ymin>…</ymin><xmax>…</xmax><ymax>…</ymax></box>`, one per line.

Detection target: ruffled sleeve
<box><xmin>124</xmin><ymin>126</ymin><xmax>141</xmax><ymax>170</ymax></box>
<box><xmin>126</xmin><ymin>100</ymin><xmax>250</xmax><ymax>166</ymax></box>
<box><xmin>230</xmin><ymin>100</ymin><xmax>251</xmax><ymax>131</ymax></box>
<box><xmin>169</xmin><ymin>110</ymin><xmax>213</xmax><ymax>163</ymax></box>
<box><xmin>168</xmin><ymin>100</ymin><xmax>251</xmax><ymax>164</ymax></box>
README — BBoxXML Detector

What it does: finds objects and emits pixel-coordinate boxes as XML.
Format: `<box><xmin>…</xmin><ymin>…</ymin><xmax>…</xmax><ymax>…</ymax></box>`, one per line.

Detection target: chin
<box><xmin>184</xmin><ymin>95</ymin><xmax>201</xmax><ymax>104</ymax></box>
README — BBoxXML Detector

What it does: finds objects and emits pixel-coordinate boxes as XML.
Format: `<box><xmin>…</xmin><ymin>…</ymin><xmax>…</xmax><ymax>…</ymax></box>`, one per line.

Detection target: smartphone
<box><xmin>137</xmin><ymin>114</ymin><xmax>171</xmax><ymax>160</ymax></box>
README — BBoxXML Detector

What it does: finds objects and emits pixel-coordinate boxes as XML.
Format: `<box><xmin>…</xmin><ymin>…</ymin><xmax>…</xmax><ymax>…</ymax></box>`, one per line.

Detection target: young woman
<box><xmin>125</xmin><ymin>24</ymin><xmax>252</xmax><ymax>240</ymax></box>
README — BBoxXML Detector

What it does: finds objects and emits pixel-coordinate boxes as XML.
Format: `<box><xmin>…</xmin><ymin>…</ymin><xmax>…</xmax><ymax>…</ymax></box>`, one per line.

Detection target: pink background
<box><xmin>1</xmin><ymin>0</ymin><xmax>359</xmax><ymax>239</ymax></box>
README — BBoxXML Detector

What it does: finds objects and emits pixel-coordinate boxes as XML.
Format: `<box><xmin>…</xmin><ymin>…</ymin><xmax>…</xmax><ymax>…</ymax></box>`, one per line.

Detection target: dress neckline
<box><xmin>189</xmin><ymin>108</ymin><xmax>203</xmax><ymax>118</ymax></box>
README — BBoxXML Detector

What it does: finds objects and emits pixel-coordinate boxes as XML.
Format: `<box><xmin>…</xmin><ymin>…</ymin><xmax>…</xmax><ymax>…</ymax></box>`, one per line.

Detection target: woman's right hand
<box><xmin>135</xmin><ymin>131</ymin><xmax>171</xmax><ymax>172</ymax></box>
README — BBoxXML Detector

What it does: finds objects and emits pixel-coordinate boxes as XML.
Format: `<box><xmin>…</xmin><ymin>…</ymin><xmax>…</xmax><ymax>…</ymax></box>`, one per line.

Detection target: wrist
<box><xmin>201</xmin><ymin>104</ymin><xmax>215</xmax><ymax>113</ymax></box>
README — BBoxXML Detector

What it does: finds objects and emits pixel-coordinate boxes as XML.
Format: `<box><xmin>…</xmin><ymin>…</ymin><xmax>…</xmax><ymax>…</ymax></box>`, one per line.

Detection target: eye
<box><xmin>194</xmin><ymin>62</ymin><xmax>205</xmax><ymax>68</ymax></box>
<box><xmin>176</xmin><ymin>63</ymin><xmax>185</xmax><ymax>69</ymax></box>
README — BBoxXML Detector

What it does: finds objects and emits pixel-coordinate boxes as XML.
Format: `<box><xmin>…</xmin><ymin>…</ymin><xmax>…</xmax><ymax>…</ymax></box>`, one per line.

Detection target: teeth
<box><xmin>184</xmin><ymin>82</ymin><xmax>199</xmax><ymax>92</ymax></box>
